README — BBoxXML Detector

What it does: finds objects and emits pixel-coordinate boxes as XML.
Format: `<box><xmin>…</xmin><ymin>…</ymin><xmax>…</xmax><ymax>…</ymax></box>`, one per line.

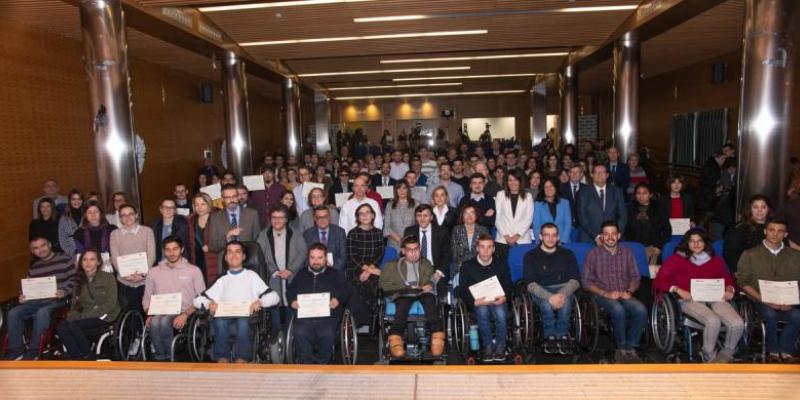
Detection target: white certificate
<box><xmin>670</xmin><ymin>218</ymin><xmax>691</xmax><ymax>235</ymax></box>
<box><xmin>242</xmin><ymin>175</ymin><xmax>265</xmax><ymax>191</ymax></box>
<box><xmin>411</xmin><ymin>186</ymin><xmax>427</xmax><ymax>202</ymax></box>
<box><xmin>297</xmin><ymin>292</ymin><xmax>331</xmax><ymax>318</ymax></box>
<box><xmin>376</xmin><ymin>186</ymin><xmax>395</xmax><ymax>199</ymax></box>
<box><xmin>21</xmin><ymin>276</ymin><xmax>57</xmax><ymax>300</ymax></box>
<box><xmin>690</xmin><ymin>278</ymin><xmax>725</xmax><ymax>302</ymax></box>
<box><xmin>147</xmin><ymin>293</ymin><xmax>182</xmax><ymax>316</ymax></box>
<box><xmin>117</xmin><ymin>251</ymin><xmax>149</xmax><ymax>277</ymax></box>
<box><xmin>326</xmin><ymin>252</ymin><xmax>334</xmax><ymax>267</ymax></box>
<box><xmin>301</xmin><ymin>182</ymin><xmax>326</xmax><ymax>200</ymax></box>
<box><xmin>101</xmin><ymin>252</ymin><xmax>113</xmax><ymax>273</ymax></box>
<box><xmin>214</xmin><ymin>300</ymin><xmax>252</xmax><ymax>317</ymax></box>
<box><xmin>468</xmin><ymin>276</ymin><xmax>506</xmax><ymax>302</ymax></box>
<box><xmin>200</xmin><ymin>183</ymin><xmax>222</xmax><ymax>200</ymax></box>
<box><xmin>335</xmin><ymin>192</ymin><xmax>351</xmax><ymax>208</ymax></box>
<box><xmin>759</xmin><ymin>280</ymin><xmax>800</xmax><ymax>305</ymax></box>
<box><xmin>176</xmin><ymin>208</ymin><xmax>191</xmax><ymax>217</ymax></box>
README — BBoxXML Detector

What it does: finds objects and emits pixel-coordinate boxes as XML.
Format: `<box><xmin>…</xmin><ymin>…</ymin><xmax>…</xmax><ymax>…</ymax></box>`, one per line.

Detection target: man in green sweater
<box><xmin>737</xmin><ymin>219</ymin><xmax>800</xmax><ymax>363</ymax></box>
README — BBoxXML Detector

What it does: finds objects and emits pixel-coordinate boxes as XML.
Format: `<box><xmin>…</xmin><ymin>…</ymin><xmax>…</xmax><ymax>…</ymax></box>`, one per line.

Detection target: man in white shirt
<box><xmin>426</xmin><ymin>163</ymin><xmax>464</xmax><ymax>207</ymax></box>
<box><xmin>339</xmin><ymin>175</ymin><xmax>383</xmax><ymax>233</ymax></box>
<box><xmin>292</xmin><ymin>166</ymin><xmax>313</xmax><ymax>215</ymax></box>
<box><xmin>389</xmin><ymin>151</ymin><xmax>409</xmax><ymax>181</ymax></box>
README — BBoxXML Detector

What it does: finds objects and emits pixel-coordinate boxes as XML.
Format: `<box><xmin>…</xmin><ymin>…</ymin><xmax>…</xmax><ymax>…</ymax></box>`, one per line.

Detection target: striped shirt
<box><xmin>28</xmin><ymin>253</ymin><xmax>76</xmax><ymax>295</ymax></box>
<box><xmin>581</xmin><ymin>245</ymin><xmax>640</xmax><ymax>292</ymax></box>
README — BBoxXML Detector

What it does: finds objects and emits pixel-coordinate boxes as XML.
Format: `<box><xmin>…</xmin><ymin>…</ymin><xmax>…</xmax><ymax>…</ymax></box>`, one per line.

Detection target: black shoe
<box><xmin>493</xmin><ymin>345</ymin><xmax>506</xmax><ymax>362</ymax></box>
<box><xmin>482</xmin><ymin>346</ymin><xmax>493</xmax><ymax>361</ymax></box>
<box><xmin>544</xmin><ymin>337</ymin><xmax>557</xmax><ymax>354</ymax></box>
<box><xmin>557</xmin><ymin>336</ymin><xmax>571</xmax><ymax>355</ymax></box>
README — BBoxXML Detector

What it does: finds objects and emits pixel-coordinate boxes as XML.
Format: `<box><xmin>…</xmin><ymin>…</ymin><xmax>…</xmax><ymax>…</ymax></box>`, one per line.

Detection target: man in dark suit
<box><xmin>208</xmin><ymin>184</ymin><xmax>262</xmax><ymax>273</ymax></box>
<box><xmin>329</xmin><ymin>169</ymin><xmax>352</xmax><ymax>205</ymax></box>
<box><xmin>576</xmin><ymin>165</ymin><xmax>627</xmax><ymax>243</ymax></box>
<box><xmin>606</xmin><ymin>147</ymin><xmax>630</xmax><ymax>193</ymax></box>
<box><xmin>302</xmin><ymin>206</ymin><xmax>347</xmax><ymax>272</ymax></box>
<box><xmin>560</xmin><ymin>165</ymin><xmax>589</xmax><ymax>218</ymax></box>
<box><xmin>403</xmin><ymin>204</ymin><xmax>453</xmax><ymax>294</ymax></box>
<box><xmin>371</xmin><ymin>162</ymin><xmax>396</xmax><ymax>190</ymax></box>
<box><xmin>458</xmin><ymin>173</ymin><xmax>496</xmax><ymax>229</ymax></box>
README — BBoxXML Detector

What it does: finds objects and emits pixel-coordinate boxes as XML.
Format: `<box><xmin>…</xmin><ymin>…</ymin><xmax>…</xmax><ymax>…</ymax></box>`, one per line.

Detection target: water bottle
<box><xmin>469</xmin><ymin>325</ymin><xmax>480</xmax><ymax>351</ymax></box>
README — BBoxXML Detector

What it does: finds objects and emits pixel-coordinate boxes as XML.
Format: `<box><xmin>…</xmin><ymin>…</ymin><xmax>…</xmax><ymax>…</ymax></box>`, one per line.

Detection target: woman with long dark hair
<box><xmin>723</xmin><ymin>194</ymin><xmax>770</xmax><ymax>273</ymax></box>
<box><xmin>383</xmin><ymin>181</ymin><xmax>416</xmax><ymax>250</ymax></box>
<box><xmin>30</xmin><ymin>198</ymin><xmax>61</xmax><ymax>253</ymax></box>
<box><xmin>533</xmin><ymin>178</ymin><xmax>573</xmax><ymax>243</ymax></box>
<box><xmin>495</xmin><ymin>169</ymin><xmax>534</xmax><ymax>258</ymax></box>
<box><xmin>187</xmin><ymin>193</ymin><xmax>217</xmax><ymax>284</ymax></box>
<box><xmin>58</xmin><ymin>189</ymin><xmax>84</xmax><ymax>257</ymax></box>
<box><xmin>74</xmin><ymin>201</ymin><xmax>117</xmax><ymax>260</ymax></box>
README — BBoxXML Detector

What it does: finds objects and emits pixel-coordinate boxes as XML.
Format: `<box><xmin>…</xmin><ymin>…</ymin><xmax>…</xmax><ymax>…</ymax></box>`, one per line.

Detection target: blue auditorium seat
<box><xmin>381</xmin><ymin>247</ymin><xmax>398</xmax><ymax>268</ymax></box>
<box><xmin>507</xmin><ymin>243</ymin><xmax>537</xmax><ymax>283</ymax></box>
<box><xmin>662</xmin><ymin>237</ymin><xmax>682</xmax><ymax>259</ymax></box>
<box><xmin>562</xmin><ymin>242</ymin><xmax>594</xmax><ymax>272</ymax></box>
<box><xmin>621</xmin><ymin>241</ymin><xmax>651</xmax><ymax>278</ymax></box>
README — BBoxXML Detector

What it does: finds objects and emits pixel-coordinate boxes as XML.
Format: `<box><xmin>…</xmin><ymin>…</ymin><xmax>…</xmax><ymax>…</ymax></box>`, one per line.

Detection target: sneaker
<box><xmin>767</xmin><ymin>353</ymin><xmax>782</xmax><ymax>363</ymax></box>
<box><xmin>544</xmin><ymin>336</ymin><xmax>557</xmax><ymax>354</ymax></box>
<box><xmin>493</xmin><ymin>345</ymin><xmax>506</xmax><ymax>362</ymax></box>
<box><xmin>714</xmin><ymin>349</ymin><xmax>735</xmax><ymax>363</ymax></box>
<box><xmin>700</xmin><ymin>350</ymin><xmax>717</xmax><ymax>363</ymax></box>
<box><xmin>614</xmin><ymin>349</ymin><xmax>627</xmax><ymax>363</ymax></box>
<box><xmin>20</xmin><ymin>352</ymin><xmax>38</xmax><ymax>361</ymax></box>
<box><xmin>557</xmin><ymin>336</ymin><xmax>571</xmax><ymax>355</ymax></box>
<box><xmin>482</xmin><ymin>345</ymin><xmax>494</xmax><ymax>361</ymax></box>
<box><xmin>780</xmin><ymin>353</ymin><xmax>800</xmax><ymax>364</ymax></box>
<box><xmin>624</xmin><ymin>349</ymin><xmax>641</xmax><ymax>363</ymax></box>
<box><xmin>4</xmin><ymin>349</ymin><xmax>24</xmax><ymax>361</ymax></box>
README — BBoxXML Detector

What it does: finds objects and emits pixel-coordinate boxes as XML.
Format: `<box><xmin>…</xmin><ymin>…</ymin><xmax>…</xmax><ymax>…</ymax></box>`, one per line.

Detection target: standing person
<box><xmin>150</xmin><ymin>199</ymin><xmax>189</xmax><ymax>262</ymax></box>
<box><xmin>58</xmin><ymin>189</ymin><xmax>84</xmax><ymax>258</ymax></box>
<box><xmin>626</xmin><ymin>153</ymin><xmax>648</xmax><ymax>199</ymax></box>
<box><xmin>292</xmin><ymin>166</ymin><xmax>314</xmax><ymax>215</ymax></box>
<box><xmin>299</xmin><ymin>187</ymin><xmax>340</xmax><ymax>232</ymax></box>
<box><xmin>303</xmin><ymin>206</ymin><xmax>347</xmax><ymax>272</ymax></box>
<box><xmin>248</xmin><ymin>166</ymin><xmax>286</xmax><ymax>229</ymax></box>
<box><xmin>606</xmin><ymin>147</ymin><xmax>630</xmax><ymax>194</ymax></box>
<box><xmin>29</xmin><ymin>198</ymin><xmax>61</xmax><ymax>253</ymax></box>
<box><xmin>279</xmin><ymin>191</ymin><xmax>302</xmax><ymax>232</ymax></box>
<box><xmin>560</xmin><ymin>165</ymin><xmax>588</xmax><ymax>218</ymax></box>
<box><xmin>32</xmin><ymin>179</ymin><xmax>67</xmax><ymax>219</ymax></box>
<box><xmin>187</xmin><ymin>193</ymin><xmax>218</xmax><ymax>285</ymax></box>
<box><xmin>339</xmin><ymin>174</ymin><xmax>383</xmax><ymax>233</ymax></box>
<box><xmin>661</xmin><ymin>174</ymin><xmax>695</xmax><ymax>223</ymax></box>
<box><xmin>527</xmin><ymin>170</ymin><xmax>543</xmax><ymax>200</ymax></box>
<box><xmin>174</xmin><ymin>183</ymin><xmax>193</xmax><ymax>215</ymax></box>
<box><xmin>404</xmin><ymin>204</ymin><xmax>453</xmax><ymax>294</ymax></box>
<box><xmin>74</xmin><ymin>202</ymin><xmax>117</xmax><ymax>260</ymax></box>
<box><xmin>723</xmin><ymin>195</ymin><xmax>770</xmax><ymax>273</ymax></box>
<box><xmin>429</xmin><ymin>186</ymin><xmax>458</xmax><ymax>234</ymax></box>
<box><xmin>208</xmin><ymin>184</ymin><xmax>261</xmax><ymax>273</ymax></box>
<box><xmin>109</xmin><ymin>204</ymin><xmax>156</xmax><ymax>311</ymax></box>
<box><xmin>451</xmin><ymin>204</ymin><xmax>490</xmax><ymax>272</ymax></box>
<box><xmin>533</xmin><ymin>178</ymin><xmax>573</xmax><ymax>243</ymax></box>
<box><xmin>383</xmin><ymin>181</ymin><xmax>417</xmax><ymax>251</ymax></box>
<box><xmin>346</xmin><ymin>203</ymin><xmax>385</xmax><ymax>326</ymax></box>
<box><xmin>105</xmin><ymin>192</ymin><xmax>127</xmax><ymax>227</ymax></box>
<box><xmin>426</xmin><ymin>163</ymin><xmax>464</xmax><ymax>207</ymax></box>
<box><xmin>625</xmin><ymin>183</ymin><xmax>672</xmax><ymax>265</ymax></box>
<box><xmin>389</xmin><ymin>151</ymin><xmax>410</xmax><ymax>182</ymax></box>
<box><xmin>494</xmin><ymin>169</ymin><xmax>535</xmax><ymax>257</ymax></box>
<box><xmin>371</xmin><ymin>162</ymin><xmax>395</xmax><ymax>189</ymax></box>
<box><xmin>576</xmin><ymin>164</ymin><xmax>627</xmax><ymax>243</ymax></box>
<box><xmin>458</xmin><ymin>173</ymin><xmax>496</xmax><ymax>230</ymax></box>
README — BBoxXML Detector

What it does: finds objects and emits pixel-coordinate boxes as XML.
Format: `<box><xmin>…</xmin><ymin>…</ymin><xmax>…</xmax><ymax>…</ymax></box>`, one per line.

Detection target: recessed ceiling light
<box><xmin>298</xmin><ymin>66</ymin><xmax>470</xmax><ymax>77</ymax></box>
<box><xmin>354</xmin><ymin>5</ymin><xmax>638</xmax><ymax>23</ymax></box>
<box><xmin>327</xmin><ymin>82</ymin><xmax>463</xmax><ymax>91</ymax></box>
<box><xmin>241</xmin><ymin>29</ymin><xmax>488</xmax><ymax>46</ymax></box>
<box><xmin>381</xmin><ymin>52</ymin><xmax>568</xmax><ymax>64</ymax></box>
<box><xmin>201</xmin><ymin>0</ymin><xmax>376</xmax><ymax>13</ymax></box>
<box><xmin>393</xmin><ymin>73</ymin><xmax>538</xmax><ymax>81</ymax></box>
<box><xmin>559</xmin><ymin>5</ymin><xmax>638</xmax><ymax>13</ymax></box>
<box><xmin>354</xmin><ymin>15</ymin><xmax>428</xmax><ymax>23</ymax></box>
<box><xmin>333</xmin><ymin>90</ymin><xmax>526</xmax><ymax>100</ymax></box>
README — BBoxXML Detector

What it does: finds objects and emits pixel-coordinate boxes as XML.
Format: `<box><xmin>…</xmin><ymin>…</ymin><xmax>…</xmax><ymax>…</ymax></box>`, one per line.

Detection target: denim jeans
<box><xmin>211</xmin><ymin>317</ymin><xmax>252</xmax><ymax>361</ymax></box>
<box><xmin>532</xmin><ymin>285</ymin><xmax>574</xmax><ymax>338</ymax></box>
<box><xmin>5</xmin><ymin>299</ymin><xmax>67</xmax><ymax>359</ymax></box>
<box><xmin>293</xmin><ymin>317</ymin><xmax>338</xmax><ymax>364</ymax></box>
<box><xmin>148</xmin><ymin>315</ymin><xmax>177</xmax><ymax>361</ymax></box>
<box><xmin>756</xmin><ymin>303</ymin><xmax>800</xmax><ymax>355</ymax></box>
<box><xmin>475</xmin><ymin>303</ymin><xmax>507</xmax><ymax>348</ymax></box>
<box><xmin>593</xmin><ymin>295</ymin><xmax>647</xmax><ymax>350</ymax></box>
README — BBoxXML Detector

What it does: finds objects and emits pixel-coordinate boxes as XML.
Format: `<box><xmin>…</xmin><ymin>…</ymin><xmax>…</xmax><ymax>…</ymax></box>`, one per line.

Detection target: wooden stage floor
<box><xmin>1</xmin><ymin>362</ymin><xmax>799</xmax><ymax>399</ymax></box>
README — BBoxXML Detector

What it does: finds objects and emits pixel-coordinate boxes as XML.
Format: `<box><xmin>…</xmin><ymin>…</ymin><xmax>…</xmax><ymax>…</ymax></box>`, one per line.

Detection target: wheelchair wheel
<box><xmin>114</xmin><ymin>309</ymin><xmax>144</xmax><ymax>361</ymax></box>
<box><xmin>650</xmin><ymin>296</ymin><xmax>678</xmax><ymax>355</ymax></box>
<box><xmin>377</xmin><ymin>305</ymin><xmax>388</xmax><ymax>364</ymax></box>
<box><xmin>189</xmin><ymin>314</ymin><xmax>212</xmax><ymax>362</ymax></box>
<box><xmin>451</xmin><ymin>299</ymin><xmax>469</xmax><ymax>356</ymax></box>
<box><xmin>576</xmin><ymin>294</ymin><xmax>599</xmax><ymax>353</ymax></box>
<box><xmin>569</xmin><ymin>296</ymin><xmax>582</xmax><ymax>351</ymax></box>
<box><xmin>340</xmin><ymin>309</ymin><xmax>358</xmax><ymax>365</ymax></box>
<box><xmin>284</xmin><ymin>317</ymin><xmax>296</xmax><ymax>364</ymax></box>
<box><xmin>512</xmin><ymin>285</ymin><xmax>534</xmax><ymax>351</ymax></box>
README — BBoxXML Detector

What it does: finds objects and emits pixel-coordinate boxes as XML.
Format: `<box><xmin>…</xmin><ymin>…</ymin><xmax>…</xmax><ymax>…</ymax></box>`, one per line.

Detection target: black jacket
<box><xmin>522</xmin><ymin>246</ymin><xmax>580</xmax><ymax>287</ymax></box>
<box><xmin>624</xmin><ymin>201</ymin><xmax>672</xmax><ymax>249</ymax></box>
<box><xmin>458</xmin><ymin>257</ymin><xmax>512</xmax><ymax>306</ymax></box>
<box><xmin>150</xmin><ymin>215</ymin><xmax>190</xmax><ymax>262</ymax></box>
<box><xmin>404</xmin><ymin>224</ymin><xmax>453</xmax><ymax>279</ymax></box>
<box><xmin>658</xmin><ymin>192</ymin><xmax>695</xmax><ymax>222</ymax></box>
<box><xmin>286</xmin><ymin>265</ymin><xmax>348</xmax><ymax>319</ymax></box>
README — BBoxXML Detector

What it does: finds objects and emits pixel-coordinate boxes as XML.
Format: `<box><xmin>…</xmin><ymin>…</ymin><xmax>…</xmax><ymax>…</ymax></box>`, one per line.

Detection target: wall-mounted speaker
<box><xmin>711</xmin><ymin>62</ymin><xmax>726</xmax><ymax>84</ymax></box>
<box><xmin>200</xmin><ymin>83</ymin><xmax>214</xmax><ymax>103</ymax></box>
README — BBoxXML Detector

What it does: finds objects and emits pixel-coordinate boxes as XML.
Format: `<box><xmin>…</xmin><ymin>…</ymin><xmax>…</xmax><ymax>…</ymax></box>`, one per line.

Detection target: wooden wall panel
<box><xmin>249</xmin><ymin>91</ymin><xmax>285</xmax><ymax>164</ymax></box>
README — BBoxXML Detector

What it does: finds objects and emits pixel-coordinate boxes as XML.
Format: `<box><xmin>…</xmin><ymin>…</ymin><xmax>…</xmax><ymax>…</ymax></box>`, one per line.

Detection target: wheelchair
<box><xmin>376</xmin><ymin>292</ymin><xmax>448</xmax><ymax>364</ymax></box>
<box><xmin>736</xmin><ymin>297</ymin><xmax>799</xmax><ymax>363</ymax></box>
<box><xmin>449</xmin><ymin>288</ymin><xmax>525</xmax><ymax>364</ymax></box>
<box><xmin>284</xmin><ymin>308</ymin><xmax>359</xmax><ymax>364</ymax></box>
<box><xmin>0</xmin><ymin>300</ymin><xmax>70</xmax><ymax>360</ymax></box>
<box><xmin>78</xmin><ymin>306</ymin><xmax>146</xmax><ymax>361</ymax></box>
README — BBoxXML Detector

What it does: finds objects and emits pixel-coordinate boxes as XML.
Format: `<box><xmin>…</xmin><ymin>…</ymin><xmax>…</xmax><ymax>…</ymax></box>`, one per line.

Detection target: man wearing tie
<box><xmin>560</xmin><ymin>165</ymin><xmax>589</xmax><ymax>222</ymax></box>
<box><xmin>607</xmin><ymin>147</ymin><xmax>630</xmax><ymax>194</ymax></box>
<box><xmin>208</xmin><ymin>184</ymin><xmax>261</xmax><ymax>274</ymax></box>
<box><xmin>575</xmin><ymin>165</ymin><xmax>627</xmax><ymax>243</ymax></box>
<box><xmin>303</xmin><ymin>206</ymin><xmax>347</xmax><ymax>272</ymax></box>
<box><xmin>404</xmin><ymin>204</ymin><xmax>452</xmax><ymax>294</ymax></box>
<box><xmin>371</xmin><ymin>162</ymin><xmax>395</xmax><ymax>190</ymax></box>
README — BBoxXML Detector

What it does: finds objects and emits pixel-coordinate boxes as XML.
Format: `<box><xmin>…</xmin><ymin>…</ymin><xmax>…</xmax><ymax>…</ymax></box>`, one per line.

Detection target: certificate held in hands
<box><xmin>214</xmin><ymin>300</ymin><xmax>252</xmax><ymax>317</ymax></box>
<box><xmin>22</xmin><ymin>276</ymin><xmax>57</xmax><ymax>300</ymax></box>
<box><xmin>117</xmin><ymin>252</ymin><xmax>149</xmax><ymax>277</ymax></box>
<box><xmin>242</xmin><ymin>175</ymin><xmax>266</xmax><ymax>191</ymax></box>
<box><xmin>759</xmin><ymin>280</ymin><xmax>800</xmax><ymax>306</ymax></box>
<box><xmin>468</xmin><ymin>276</ymin><xmax>505</xmax><ymax>302</ymax></box>
<box><xmin>148</xmin><ymin>293</ymin><xmax>182</xmax><ymax>316</ymax></box>
<box><xmin>297</xmin><ymin>292</ymin><xmax>331</xmax><ymax>318</ymax></box>
<box><xmin>690</xmin><ymin>278</ymin><xmax>725</xmax><ymax>302</ymax></box>
<box><xmin>669</xmin><ymin>218</ymin><xmax>691</xmax><ymax>235</ymax></box>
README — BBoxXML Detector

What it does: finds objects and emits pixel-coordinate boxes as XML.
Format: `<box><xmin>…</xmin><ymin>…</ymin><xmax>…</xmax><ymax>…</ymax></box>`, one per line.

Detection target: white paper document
<box><xmin>326</xmin><ymin>252</ymin><xmax>334</xmax><ymax>267</ymax></box>
<box><xmin>21</xmin><ymin>276</ymin><xmax>57</xmax><ymax>300</ymax></box>
<box><xmin>669</xmin><ymin>218</ymin><xmax>691</xmax><ymax>235</ymax></box>
<box><xmin>376</xmin><ymin>186</ymin><xmax>395</xmax><ymax>199</ymax></box>
<box><xmin>759</xmin><ymin>280</ymin><xmax>800</xmax><ymax>306</ymax></box>
<box><xmin>214</xmin><ymin>300</ymin><xmax>252</xmax><ymax>318</ymax></box>
<box><xmin>297</xmin><ymin>292</ymin><xmax>331</xmax><ymax>318</ymax></box>
<box><xmin>468</xmin><ymin>276</ymin><xmax>506</xmax><ymax>302</ymax></box>
<box><xmin>242</xmin><ymin>175</ymin><xmax>266</xmax><ymax>191</ymax></box>
<box><xmin>335</xmin><ymin>192</ymin><xmax>351</xmax><ymax>208</ymax></box>
<box><xmin>176</xmin><ymin>208</ymin><xmax>191</xmax><ymax>217</ymax></box>
<box><xmin>117</xmin><ymin>251</ymin><xmax>149</xmax><ymax>277</ymax></box>
<box><xmin>200</xmin><ymin>183</ymin><xmax>222</xmax><ymax>200</ymax></box>
<box><xmin>690</xmin><ymin>278</ymin><xmax>725</xmax><ymax>302</ymax></box>
<box><xmin>411</xmin><ymin>186</ymin><xmax>427</xmax><ymax>203</ymax></box>
<box><xmin>147</xmin><ymin>293</ymin><xmax>182</xmax><ymax>316</ymax></box>
<box><xmin>302</xmin><ymin>182</ymin><xmax>326</xmax><ymax>200</ymax></box>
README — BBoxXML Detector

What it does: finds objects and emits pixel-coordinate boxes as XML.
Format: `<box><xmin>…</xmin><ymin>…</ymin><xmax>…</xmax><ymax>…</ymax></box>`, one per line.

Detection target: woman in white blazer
<box><xmin>495</xmin><ymin>169</ymin><xmax>534</xmax><ymax>254</ymax></box>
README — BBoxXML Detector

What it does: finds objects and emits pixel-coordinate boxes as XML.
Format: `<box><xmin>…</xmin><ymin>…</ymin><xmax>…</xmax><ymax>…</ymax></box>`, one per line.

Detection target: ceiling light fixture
<box><xmin>393</xmin><ymin>73</ymin><xmax>538</xmax><ymax>81</ymax></box>
<box><xmin>380</xmin><ymin>52</ymin><xmax>568</xmax><ymax>64</ymax></box>
<box><xmin>327</xmin><ymin>83</ymin><xmax>463</xmax><ymax>91</ymax></box>
<box><xmin>200</xmin><ymin>0</ymin><xmax>376</xmax><ymax>13</ymax></box>
<box><xmin>298</xmin><ymin>66</ymin><xmax>470</xmax><ymax>77</ymax></box>
<box><xmin>333</xmin><ymin>90</ymin><xmax>526</xmax><ymax>100</ymax></box>
<box><xmin>241</xmin><ymin>29</ymin><xmax>488</xmax><ymax>46</ymax></box>
<box><xmin>354</xmin><ymin>5</ymin><xmax>638</xmax><ymax>23</ymax></box>
<box><xmin>558</xmin><ymin>5</ymin><xmax>638</xmax><ymax>13</ymax></box>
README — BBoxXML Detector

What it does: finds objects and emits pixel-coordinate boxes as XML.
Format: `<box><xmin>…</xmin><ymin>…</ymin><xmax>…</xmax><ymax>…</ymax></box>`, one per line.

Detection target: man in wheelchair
<box><xmin>142</xmin><ymin>236</ymin><xmax>206</xmax><ymax>361</ymax></box>
<box><xmin>523</xmin><ymin>223</ymin><xmax>580</xmax><ymax>355</ymax></box>
<box><xmin>457</xmin><ymin>234</ymin><xmax>511</xmax><ymax>361</ymax></box>
<box><xmin>737</xmin><ymin>219</ymin><xmax>800</xmax><ymax>363</ymax></box>
<box><xmin>193</xmin><ymin>241</ymin><xmax>280</xmax><ymax>363</ymax></box>
<box><xmin>287</xmin><ymin>243</ymin><xmax>347</xmax><ymax>364</ymax></box>
<box><xmin>379</xmin><ymin>236</ymin><xmax>445</xmax><ymax>358</ymax></box>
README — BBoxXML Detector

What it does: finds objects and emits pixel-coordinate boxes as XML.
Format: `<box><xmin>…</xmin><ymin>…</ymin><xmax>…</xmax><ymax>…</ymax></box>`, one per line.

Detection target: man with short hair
<box><xmin>209</xmin><ymin>184</ymin><xmax>261</xmax><ymax>268</ymax></box>
<box><xmin>174</xmin><ymin>183</ymin><xmax>192</xmax><ymax>215</ymax></box>
<box><xmin>404</xmin><ymin>205</ymin><xmax>452</xmax><ymax>294</ymax></box>
<box><xmin>425</xmin><ymin>163</ymin><xmax>464</xmax><ymax>207</ymax></box>
<box><xmin>236</xmin><ymin>185</ymin><xmax>250</xmax><ymax>209</ymax></box>
<box><xmin>607</xmin><ymin>147</ymin><xmax>630</xmax><ymax>192</ymax></box>
<box><xmin>560</xmin><ymin>165</ymin><xmax>588</xmax><ymax>213</ymax></box>
<box><xmin>410</xmin><ymin>159</ymin><xmax>428</xmax><ymax>186</ymax></box>
<box><xmin>581</xmin><ymin>221</ymin><xmax>646</xmax><ymax>363</ymax></box>
<box><xmin>576</xmin><ymin>164</ymin><xmax>627</xmax><ymax>243</ymax></box>
<box><xmin>339</xmin><ymin>174</ymin><xmax>383</xmax><ymax>233</ymax></box>
<box><xmin>451</xmin><ymin>159</ymin><xmax>470</xmax><ymax>193</ymax></box>
<box><xmin>737</xmin><ymin>219</ymin><xmax>800</xmax><ymax>363</ymax></box>
<box><xmin>143</xmin><ymin>236</ymin><xmax>205</xmax><ymax>361</ymax></box>
<box><xmin>248</xmin><ymin>166</ymin><xmax>286</xmax><ymax>228</ymax></box>
<box><xmin>524</xmin><ymin>223</ymin><xmax>580</xmax><ymax>355</ymax></box>
<box><xmin>288</xmin><ymin>243</ymin><xmax>348</xmax><ymax>364</ymax></box>
<box><xmin>32</xmin><ymin>179</ymin><xmax>67</xmax><ymax>219</ymax></box>
<box><xmin>221</xmin><ymin>171</ymin><xmax>237</xmax><ymax>186</ymax></box>
<box><xmin>419</xmin><ymin>148</ymin><xmax>437</xmax><ymax>179</ymax></box>
<box><xmin>458</xmin><ymin>173</ymin><xmax>496</xmax><ymax>229</ymax></box>
<box><xmin>389</xmin><ymin>151</ymin><xmax>409</xmax><ymax>181</ymax></box>
<box><xmin>371</xmin><ymin>162</ymin><xmax>395</xmax><ymax>189</ymax></box>
<box><xmin>151</xmin><ymin>198</ymin><xmax>189</xmax><ymax>262</ymax></box>
<box><xmin>292</xmin><ymin>166</ymin><xmax>314</xmax><ymax>215</ymax></box>
<box><xmin>303</xmin><ymin>206</ymin><xmax>347</xmax><ymax>272</ymax></box>
<box><xmin>473</xmin><ymin>161</ymin><xmax>498</xmax><ymax>198</ymax></box>
<box><xmin>4</xmin><ymin>237</ymin><xmax>75</xmax><ymax>360</ymax></box>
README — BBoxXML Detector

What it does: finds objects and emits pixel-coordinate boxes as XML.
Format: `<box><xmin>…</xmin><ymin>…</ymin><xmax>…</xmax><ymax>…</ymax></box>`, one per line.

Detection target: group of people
<box><xmin>7</xmin><ymin>133</ymin><xmax>800</xmax><ymax>364</ymax></box>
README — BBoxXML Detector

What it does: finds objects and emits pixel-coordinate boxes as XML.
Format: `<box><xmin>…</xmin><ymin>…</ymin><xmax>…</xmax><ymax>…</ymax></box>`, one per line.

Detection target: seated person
<box><xmin>5</xmin><ymin>237</ymin><xmax>75</xmax><ymax>360</ymax></box>
<box><xmin>379</xmin><ymin>236</ymin><xmax>445</xmax><ymax>358</ymax></box>
<box><xmin>142</xmin><ymin>236</ymin><xmax>206</xmax><ymax>361</ymax></box>
<box><xmin>458</xmin><ymin>234</ymin><xmax>511</xmax><ymax>361</ymax></box>
<box><xmin>581</xmin><ymin>221</ymin><xmax>647</xmax><ymax>363</ymax></box>
<box><xmin>287</xmin><ymin>243</ymin><xmax>347</xmax><ymax>364</ymax></box>
<box><xmin>57</xmin><ymin>249</ymin><xmax>120</xmax><ymax>360</ymax></box>
<box><xmin>403</xmin><ymin>204</ymin><xmax>452</xmax><ymax>295</ymax></box>
<box><xmin>194</xmin><ymin>241</ymin><xmax>280</xmax><ymax>363</ymax></box>
<box><xmin>524</xmin><ymin>223</ymin><xmax>580</xmax><ymax>354</ymax></box>
<box><xmin>654</xmin><ymin>228</ymin><xmax>742</xmax><ymax>363</ymax></box>
<box><xmin>737</xmin><ymin>219</ymin><xmax>800</xmax><ymax>363</ymax></box>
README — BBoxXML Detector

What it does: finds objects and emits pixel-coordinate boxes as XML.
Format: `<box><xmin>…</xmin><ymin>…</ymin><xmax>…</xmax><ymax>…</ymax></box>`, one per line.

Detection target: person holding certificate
<box><xmin>4</xmin><ymin>237</ymin><xmax>75</xmax><ymax>360</ymax></box>
<box><xmin>142</xmin><ymin>236</ymin><xmax>205</xmax><ymax>361</ymax></box>
<box><xmin>109</xmin><ymin>204</ymin><xmax>155</xmax><ymax>312</ymax></box>
<box><xmin>287</xmin><ymin>243</ymin><xmax>347</xmax><ymax>364</ymax></box>
<box><xmin>57</xmin><ymin>249</ymin><xmax>120</xmax><ymax>360</ymax></box>
<box><xmin>379</xmin><ymin>236</ymin><xmax>445</xmax><ymax>358</ymax></box>
<box><xmin>458</xmin><ymin>234</ymin><xmax>511</xmax><ymax>361</ymax></box>
<box><xmin>736</xmin><ymin>219</ymin><xmax>800</xmax><ymax>363</ymax></box>
<box><xmin>654</xmin><ymin>228</ymin><xmax>742</xmax><ymax>363</ymax></box>
<box><xmin>193</xmin><ymin>241</ymin><xmax>279</xmax><ymax>363</ymax></box>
